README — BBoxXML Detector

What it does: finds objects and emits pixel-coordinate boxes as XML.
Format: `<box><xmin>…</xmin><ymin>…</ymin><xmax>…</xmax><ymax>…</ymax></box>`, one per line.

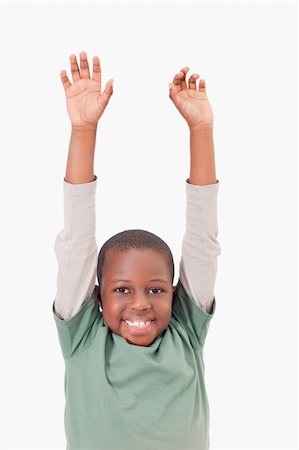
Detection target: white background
<box><xmin>1</xmin><ymin>1</ymin><xmax>298</xmax><ymax>449</ymax></box>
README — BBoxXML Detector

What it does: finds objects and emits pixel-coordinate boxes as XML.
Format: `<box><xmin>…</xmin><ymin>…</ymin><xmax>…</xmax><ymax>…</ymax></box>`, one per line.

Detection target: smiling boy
<box><xmin>98</xmin><ymin>247</ymin><xmax>176</xmax><ymax>347</ymax></box>
<box><xmin>52</xmin><ymin>51</ymin><xmax>221</xmax><ymax>450</ymax></box>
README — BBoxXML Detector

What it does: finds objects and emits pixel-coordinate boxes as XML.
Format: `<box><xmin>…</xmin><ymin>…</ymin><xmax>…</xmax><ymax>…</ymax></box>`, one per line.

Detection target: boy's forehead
<box><xmin>106</xmin><ymin>248</ymin><xmax>165</xmax><ymax>263</ymax></box>
<box><xmin>104</xmin><ymin>249</ymin><xmax>170</xmax><ymax>282</ymax></box>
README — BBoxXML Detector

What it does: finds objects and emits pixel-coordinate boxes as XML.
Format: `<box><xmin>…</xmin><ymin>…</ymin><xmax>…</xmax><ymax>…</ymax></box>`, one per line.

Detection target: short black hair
<box><xmin>97</xmin><ymin>229</ymin><xmax>174</xmax><ymax>288</ymax></box>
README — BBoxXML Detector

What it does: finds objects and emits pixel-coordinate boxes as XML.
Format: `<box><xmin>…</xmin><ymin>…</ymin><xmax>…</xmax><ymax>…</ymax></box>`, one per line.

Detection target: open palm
<box><xmin>60</xmin><ymin>52</ymin><xmax>113</xmax><ymax>127</ymax></box>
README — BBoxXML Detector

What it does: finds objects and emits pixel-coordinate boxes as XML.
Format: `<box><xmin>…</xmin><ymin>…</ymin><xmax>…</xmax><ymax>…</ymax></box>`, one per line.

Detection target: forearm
<box><xmin>65</xmin><ymin>124</ymin><xmax>98</xmax><ymax>184</ymax></box>
<box><xmin>188</xmin><ymin>127</ymin><xmax>216</xmax><ymax>186</ymax></box>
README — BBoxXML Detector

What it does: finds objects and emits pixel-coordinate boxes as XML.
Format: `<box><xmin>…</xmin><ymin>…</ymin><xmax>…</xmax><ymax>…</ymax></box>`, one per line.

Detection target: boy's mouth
<box><xmin>122</xmin><ymin>319</ymin><xmax>154</xmax><ymax>333</ymax></box>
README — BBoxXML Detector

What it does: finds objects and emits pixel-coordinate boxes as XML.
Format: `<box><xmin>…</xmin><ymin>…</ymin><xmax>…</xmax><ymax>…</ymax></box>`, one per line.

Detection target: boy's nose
<box><xmin>130</xmin><ymin>295</ymin><xmax>151</xmax><ymax>310</ymax></box>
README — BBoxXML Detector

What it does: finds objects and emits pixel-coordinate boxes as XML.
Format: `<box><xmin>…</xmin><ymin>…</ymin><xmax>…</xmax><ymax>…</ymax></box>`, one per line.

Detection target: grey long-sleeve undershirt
<box><xmin>53</xmin><ymin>176</ymin><xmax>221</xmax><ymax>320</ymax></box>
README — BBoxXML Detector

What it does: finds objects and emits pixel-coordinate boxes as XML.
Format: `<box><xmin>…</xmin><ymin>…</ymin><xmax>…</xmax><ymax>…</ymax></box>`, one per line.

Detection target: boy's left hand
<box><xmin>169</xmin><ymin>67</ymin><xmax>214</xmax><ymax>131</ymax></box>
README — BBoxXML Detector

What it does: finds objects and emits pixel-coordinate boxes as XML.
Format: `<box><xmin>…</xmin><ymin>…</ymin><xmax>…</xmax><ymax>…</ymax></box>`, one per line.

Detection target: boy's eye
<box><xmin>149</xmin><ymin>288</ymin><xmax>163</xmax><ymax>294</ymax></box>
<box><xmin>115</xmin><ymin>287</ymin><xmax>129</xmax><ymax>294</ymax></box>
<box><xmin>115</xmin><ymin>288</ymin><xmax>163</xmax><ymax>294</ymax></box>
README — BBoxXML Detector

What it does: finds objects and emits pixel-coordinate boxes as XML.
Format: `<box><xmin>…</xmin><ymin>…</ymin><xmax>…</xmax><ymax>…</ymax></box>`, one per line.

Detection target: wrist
<box><xmin>189</xmin><ymin>125</ymin><xmax>213</xmax><ymax>134</ymax></box>
<box><xmin>71</xmin><ymin>123</ymin><xmax>98</xmax><ymax>134</ymax></box>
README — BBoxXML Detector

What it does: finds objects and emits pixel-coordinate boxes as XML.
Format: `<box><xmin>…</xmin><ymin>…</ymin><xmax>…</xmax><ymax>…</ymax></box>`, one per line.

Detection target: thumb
<box><xmin>99</xmin><ymin>79</ymin><xmax>114</xmax><ymax>109</ymax></box>
<box><xmin>169</xmin><ymin>82</ymin><xmax>180</xmax><ymax>107</ymax></box>
<box><xmin>105</xmin><ymin>79</ymin><xmax>114</xmax><ymax>95</ymax></box>
<box><xmin>168</xmin><ymin>82</ymin><xmax>178</xmax><ymax>101</ymax></box>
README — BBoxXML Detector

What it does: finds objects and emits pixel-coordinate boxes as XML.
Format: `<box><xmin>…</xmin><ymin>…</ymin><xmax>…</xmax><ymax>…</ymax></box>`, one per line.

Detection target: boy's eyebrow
<box><xmin>112</xmin><ymin>278</ymin><xmax>169</xmax><ymax>284</ymax></box>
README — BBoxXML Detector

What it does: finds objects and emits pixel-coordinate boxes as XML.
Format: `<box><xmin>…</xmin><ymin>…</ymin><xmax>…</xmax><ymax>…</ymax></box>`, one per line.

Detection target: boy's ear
<box><xmin>94</xmin><ymin>284</ymin><xmax>102</xmax><ymax>308</ymax></box>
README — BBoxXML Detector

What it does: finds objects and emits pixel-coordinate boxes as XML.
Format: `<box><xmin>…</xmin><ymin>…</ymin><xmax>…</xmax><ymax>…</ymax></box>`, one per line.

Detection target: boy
<box><xmin>52</xmin><ymin>51</ymin><xmax>221</xmax><ymax>450</ymax></box>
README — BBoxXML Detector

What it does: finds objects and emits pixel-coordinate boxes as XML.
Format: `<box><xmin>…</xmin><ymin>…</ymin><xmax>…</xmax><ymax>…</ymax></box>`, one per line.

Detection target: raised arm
<box><xmin>169</xmin><ymin>68</ymin><xmax>221</xmax><ymax>313</ymax></box>
<box><xmin>53</xmin><ymin>52</ymin><xmax>113</xmax><ymax>320</ymax></box>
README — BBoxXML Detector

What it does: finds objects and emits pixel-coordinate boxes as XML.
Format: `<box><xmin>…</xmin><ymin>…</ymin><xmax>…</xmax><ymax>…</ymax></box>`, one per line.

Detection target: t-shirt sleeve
<box><xmin>171</xmin><ymin>278</ymin><xmax>216</xmax><ymax>349</ymax></box>
<box><xmin>52</xmin><ymin>286</ymin><xmax>100</xmax><ymax>359</ymax></box>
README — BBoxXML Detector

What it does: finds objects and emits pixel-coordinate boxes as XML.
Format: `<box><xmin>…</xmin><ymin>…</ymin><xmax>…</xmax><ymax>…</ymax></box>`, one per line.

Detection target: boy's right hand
<box><xmin>60</xmin><ymin>51</ymin><xmax>113</xmax><ymax>128</ymax></box>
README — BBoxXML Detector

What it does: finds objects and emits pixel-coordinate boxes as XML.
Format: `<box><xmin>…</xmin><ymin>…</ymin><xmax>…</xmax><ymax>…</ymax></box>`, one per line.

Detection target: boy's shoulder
<box><xmin>171</xmin><ymin>278</ymin><xmax>216</xmax><ymax>349</ymax></box>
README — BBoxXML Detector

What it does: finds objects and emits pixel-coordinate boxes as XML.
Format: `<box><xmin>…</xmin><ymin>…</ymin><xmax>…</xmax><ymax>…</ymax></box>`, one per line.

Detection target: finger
<box><xmin>60</xmin><ymin>70</ymin><xmax>72</xmax><ymax>92</ymax></box>
<box><xmin>92</xmin><ymin>56</ymin><xmax>101</xmax><ymax>86</ymax></box>
<box><xmin>173</xmin><ymin>72</ymin><xmax>184</xmax><ymax>91</ymax></box>
<box><xmin>188</xmin><ymin>73</ymin><xmax>200</xmax><ymax>90</ymax></box>
<box><xmin>178</xmin><ymin>67</ymin><xmax>190</xmax><ymax>90</ymax></box>
<box><xmin>172</xmin><ymin>67</ymin><xmax>189</xmax><ymax>91</ymax></box>
<box><xmin>69</xmin><ymin>54</ymin><xmax>81</xmax><ymax>82</ymax></box>
<box><xmin>79</xmin><ymin>51</ymin><xmax>90</xmax><ymax>79</ymax></box>
<box><xmin>199</xmin><ymin>78</ymin><xmax>207</xmax><ymax>93</ymax></box>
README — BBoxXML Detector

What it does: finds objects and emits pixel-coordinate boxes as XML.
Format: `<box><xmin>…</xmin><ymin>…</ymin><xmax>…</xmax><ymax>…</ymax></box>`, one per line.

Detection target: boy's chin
<box><xmin>125</xmin><ymin>336</ymin><xmax>157</xmax><ymax>346</ymax></box>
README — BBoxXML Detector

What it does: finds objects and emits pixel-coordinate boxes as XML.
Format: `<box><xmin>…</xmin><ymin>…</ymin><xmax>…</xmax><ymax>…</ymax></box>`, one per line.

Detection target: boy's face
<box><xmin>99</xmin><ymin>248</ymin><xmax>176</xmax><ymax>346</ymax></box>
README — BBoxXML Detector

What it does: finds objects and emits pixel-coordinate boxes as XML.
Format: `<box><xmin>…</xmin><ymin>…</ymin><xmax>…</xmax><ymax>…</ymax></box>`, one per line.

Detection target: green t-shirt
<box><xmin>52</xmin><ymin>278</ymin><xmax>216</xmax><ymax>450</ymax></box>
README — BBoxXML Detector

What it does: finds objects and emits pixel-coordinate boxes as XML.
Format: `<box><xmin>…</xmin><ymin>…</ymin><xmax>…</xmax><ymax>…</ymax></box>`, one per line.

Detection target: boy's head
<box><xmin>96</xmin><ymin>229</ymin><xmax>176</xmax><ymax>347</ymax></box>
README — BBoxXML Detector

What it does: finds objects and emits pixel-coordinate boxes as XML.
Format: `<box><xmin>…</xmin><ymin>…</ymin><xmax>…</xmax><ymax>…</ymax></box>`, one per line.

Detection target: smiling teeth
<box><xmin>125</xmin><ymin>320</ymin><xmax>152</xmax><ymax>327</ymax></box>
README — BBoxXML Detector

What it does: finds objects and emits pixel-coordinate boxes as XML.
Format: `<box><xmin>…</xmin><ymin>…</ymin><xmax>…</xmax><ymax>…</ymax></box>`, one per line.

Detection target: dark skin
<box><xmin>98</xmin><ymin>248</ymin><xmax>177</xmax><ymax>346</ymax></box>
